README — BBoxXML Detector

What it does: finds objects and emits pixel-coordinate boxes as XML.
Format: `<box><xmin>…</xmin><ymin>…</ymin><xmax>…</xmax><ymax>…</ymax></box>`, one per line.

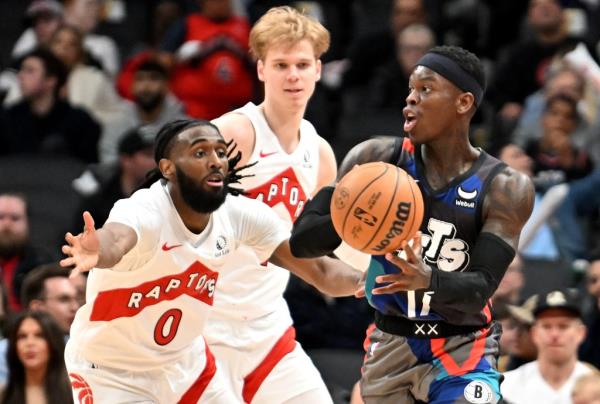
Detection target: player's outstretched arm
<box><xmin>270</xmin><ymin>240</ymin><xmax>364</xmax><ymax>297</ymax></box>
<box><xmin>60</xmin><ymin>211</ymin><xmax>137</xmax><ymax>277</ymax></box>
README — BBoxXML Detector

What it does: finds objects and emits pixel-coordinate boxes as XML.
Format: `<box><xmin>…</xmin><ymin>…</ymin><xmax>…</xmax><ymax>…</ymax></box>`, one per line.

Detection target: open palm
<box><xmin>60</xmin><ymin>211</ymin><xmax>100</xmax><ymax>277</ymax></box>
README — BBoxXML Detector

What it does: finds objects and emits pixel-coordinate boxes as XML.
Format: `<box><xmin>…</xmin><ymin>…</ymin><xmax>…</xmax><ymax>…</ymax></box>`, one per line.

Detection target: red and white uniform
<box><xmin>205</xmin><ymin>102</ymin><xmax>331</xmax><ymax>403</ymax></box>
<box><xmin>65</xmin><ymin>180</ymin><xmax>289</xmax><ymax>403</ymax></box>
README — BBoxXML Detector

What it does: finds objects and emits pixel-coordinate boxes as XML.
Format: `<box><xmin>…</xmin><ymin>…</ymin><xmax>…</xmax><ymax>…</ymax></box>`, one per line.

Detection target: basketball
<box><xmin>330</xmin><ymin>162</ymin><xmax>424</xmax><ymax>255</ymax></box>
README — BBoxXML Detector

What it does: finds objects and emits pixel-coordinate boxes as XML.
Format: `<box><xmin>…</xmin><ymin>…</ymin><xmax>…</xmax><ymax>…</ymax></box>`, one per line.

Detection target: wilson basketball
<box><xmin>330</xmin><ymin>162</ymin><xmax>424</xmax><ymax>255</ymax></box>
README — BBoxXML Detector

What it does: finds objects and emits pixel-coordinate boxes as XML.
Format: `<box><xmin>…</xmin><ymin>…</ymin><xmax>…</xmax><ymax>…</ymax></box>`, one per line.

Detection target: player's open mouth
<box><xmin>403</xmin><ymin>109</ymin><xmax>417</xmax><ymax>132</ymax></box>
<box><xmin>205</xmin><ymin>173</ymin><xmax>224</xmax><ymax>187</ymax></box>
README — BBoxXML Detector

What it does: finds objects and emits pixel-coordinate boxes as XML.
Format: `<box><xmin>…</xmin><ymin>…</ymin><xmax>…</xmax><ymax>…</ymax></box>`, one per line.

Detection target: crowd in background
<box><xmin>0</xmin><ymin>0</ymin><xmax>600</xmax><ymax>403</ymax></box>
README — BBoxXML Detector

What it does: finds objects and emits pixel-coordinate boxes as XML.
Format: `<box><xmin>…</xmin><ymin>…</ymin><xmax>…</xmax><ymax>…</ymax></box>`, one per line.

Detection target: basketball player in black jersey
<box><xmin>290</xmin><ymin>46</ymin><xmax>535</xmax><ymax>403</ymax></box>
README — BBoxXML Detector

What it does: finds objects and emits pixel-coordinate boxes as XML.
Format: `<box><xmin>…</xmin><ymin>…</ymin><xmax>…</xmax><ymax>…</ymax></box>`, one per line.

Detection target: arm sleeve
<box><xmin>232</xmin><ymin>198</ymin><xmax>290</xmax><ymax>263</ymax></box>
<box><xmin>428</xmin><ymin>232</ymin><xmax>516</xmax><ymax>314</ymax></box>
<box><xmin>289</xmin><ymin>186</ymin><xmax>342</xmax><ymax>258</ymax></box>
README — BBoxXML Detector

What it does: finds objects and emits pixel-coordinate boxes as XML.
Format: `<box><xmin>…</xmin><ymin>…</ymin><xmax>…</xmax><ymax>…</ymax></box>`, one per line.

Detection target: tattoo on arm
<box><xmin>338</xmin><ymin>137</ymin><xmax>398</xmax><ymax>180</ymax></box>
<box><xmin>481</xmin><ymin>167</ymin><xmax>535</xmax><ymax>250</ymax></box>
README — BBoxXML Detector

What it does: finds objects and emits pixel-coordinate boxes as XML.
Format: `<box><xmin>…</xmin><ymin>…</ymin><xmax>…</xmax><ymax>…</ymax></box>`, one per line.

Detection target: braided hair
<box><xmin>139</xmin><ymin>119</ymin><xmax>256</xmax><ymax>195</ymax></box>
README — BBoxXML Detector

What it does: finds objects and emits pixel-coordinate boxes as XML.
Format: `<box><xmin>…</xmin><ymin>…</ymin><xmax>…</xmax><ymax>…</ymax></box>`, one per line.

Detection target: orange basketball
<box><xmin>330</xmin><ymin>162</ymin><xmax>424</xmax><ymax>255</ymax></box>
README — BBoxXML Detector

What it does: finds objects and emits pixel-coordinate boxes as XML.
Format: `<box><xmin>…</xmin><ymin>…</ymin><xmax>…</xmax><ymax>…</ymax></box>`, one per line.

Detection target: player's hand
<box><xmin>372</xmin><ymin>232</ymin><xmax>432</xmax><ymax>294</ymax></box>
<box><xmin>60</xmin><ymin>211</ymin><xmax>100</xmax><ymax>278</ymax></box>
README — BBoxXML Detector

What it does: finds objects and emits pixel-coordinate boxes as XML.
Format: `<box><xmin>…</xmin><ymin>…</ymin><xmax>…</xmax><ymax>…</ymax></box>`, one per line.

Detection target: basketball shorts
<box><xmin>360</xmin><ymin>322</ymin><xmax>503</xmax><ymax>404</ymax></box>
<box><xmin>207</xmin><ymin>325</ymin><xmax>332</xmax><ymax>403</ymax></box>
<box><xmin>65</xmin><ymin>338</ymin><xmax>238</xmax><ymax>403</ymax></box>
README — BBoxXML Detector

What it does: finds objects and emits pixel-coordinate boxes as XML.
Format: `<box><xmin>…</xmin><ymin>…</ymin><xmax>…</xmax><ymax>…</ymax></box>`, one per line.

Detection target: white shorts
<box><xmin>65</xmin><ymin>338</ymin><xmax>239</xmax><ymax>403</ymax></box>
<box><xmin>207</xmin><ymin>324</ymin><xmax>332</xmax><ymax>403</ymax></box>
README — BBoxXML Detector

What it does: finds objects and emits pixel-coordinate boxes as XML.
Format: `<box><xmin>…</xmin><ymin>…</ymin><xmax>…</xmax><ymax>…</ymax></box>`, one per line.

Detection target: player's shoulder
<box><xmin>211</xmin><ymin>107</ymin><xmax>254</xmax><ymax>141</ymax></box>
<box><xmin>339</xmin><ymin>136</ymin><xmax>403</xmax><ymax>177</ymax></box>
<box><xmin>490</xmin><ymin>164</ymin><xmax>535</xmax><ymax>200</ymax></box>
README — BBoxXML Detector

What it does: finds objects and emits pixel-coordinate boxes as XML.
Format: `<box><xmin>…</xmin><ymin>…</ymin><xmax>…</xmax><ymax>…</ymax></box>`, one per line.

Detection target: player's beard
<box><xmin>176</xmin><ymin>165</ymin><xmax>227</xmax><ymax>214</ymax></box>
<box><xmin>0</xmin><ymin>230</ymin><xmax>27</xmax><ymax>259</ymax></box>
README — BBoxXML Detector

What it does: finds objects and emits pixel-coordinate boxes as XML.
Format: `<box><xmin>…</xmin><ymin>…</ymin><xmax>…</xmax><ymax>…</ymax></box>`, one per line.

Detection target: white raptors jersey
<box><xmin>67</xmin><ymin>181</ymin><xmax>289</xmax><ymax>371</ymax></box>
<box><xmin>207</xmin><ymin>102</ymin><xmax>321</xmax><ymax>327</ymax></box>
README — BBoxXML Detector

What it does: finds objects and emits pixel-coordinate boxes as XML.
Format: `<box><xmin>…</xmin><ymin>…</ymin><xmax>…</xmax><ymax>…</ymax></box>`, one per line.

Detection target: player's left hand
<box><xmin>372</xmin><ymin>232</ymin><xmax>432</xmax><ymax>294</ymax></box>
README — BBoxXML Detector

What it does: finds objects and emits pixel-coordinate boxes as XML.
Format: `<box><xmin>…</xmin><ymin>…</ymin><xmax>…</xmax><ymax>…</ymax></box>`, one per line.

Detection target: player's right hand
<box><xmin>60</xmin><ymin>211</ymin><xmax>100</xmax><ymax>278</ymax></box>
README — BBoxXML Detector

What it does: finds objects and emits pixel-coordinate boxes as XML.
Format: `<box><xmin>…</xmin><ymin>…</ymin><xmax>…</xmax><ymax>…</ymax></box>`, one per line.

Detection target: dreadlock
<box><xmin>138</xmin><ymin>119</ymin><xmax>256</xmax><ymax>195</ymax></box>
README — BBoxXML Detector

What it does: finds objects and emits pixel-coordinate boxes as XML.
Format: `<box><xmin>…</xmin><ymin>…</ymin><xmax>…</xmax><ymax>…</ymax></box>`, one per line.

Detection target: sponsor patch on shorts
<box><xmin>463</xmin><ymin>380</ymin><xmax>493</xmax><ymax>403</ymax></box>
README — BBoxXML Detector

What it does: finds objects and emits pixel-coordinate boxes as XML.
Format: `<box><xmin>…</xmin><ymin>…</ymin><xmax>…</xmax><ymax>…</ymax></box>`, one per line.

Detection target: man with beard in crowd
<box><xmin>100</xmin><ymin>58</ymin><xmax>187</xmax><ymax>163</ymax></box>
<box><xmin>0</xmin><ymin>192</ymin><xmax>52</xmax><ymax>311</ymax></box>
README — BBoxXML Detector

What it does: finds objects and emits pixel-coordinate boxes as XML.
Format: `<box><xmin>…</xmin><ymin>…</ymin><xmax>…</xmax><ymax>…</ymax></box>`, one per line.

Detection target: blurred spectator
<box><xmin>0</xmin><ymin>193</ymin><xmax>52</xmax><ymax>312</ymax></box>
<box><xmin>162</xmin><ymin>0</ymin><xmax>255</xmax><ymax>119</ymax></box>
<box><xmin>11</xmin><ymin>0</ymin><xmax>64</xmax><ymax>60</ymax></box>
<box><xmin>497</xmin><ymin>143</ymin><xmax>561</xmax><ymax>260</ymax></box>
<box><xmin>48</xmin><ymin>24</ymin><xmax>124</xmax><ymax>127</ymax></box>
<box><xmin>63</xmin><ymin>0</ymin><xmax>120</xmax><ymax>76</ymax></box>
<box><xmin>19</xmin><ymin>265</ymin><xmax>80</xmax><ymax>337</ymax></box>
<box><xmin>502</xmin><ymin>288</ymin><xmax>592</xmax><ymax>404</ymax></box>
<box><xmin>72</xmin><ymin>128</ymin><xmax>156</xmax><ymax>230</ymax></box>
<box><xmin>493</xmin><ymin>255</ymin><xmax>525</xmax><ymax>305</ymax></box>
<box><xmin>525</xmin><ymin>93</ymin><xmax>594</xmax><ymax>188</ymax></box>
<box><xmin>505</xmin><ymin>294</ymin><xmax>539</xmax><ymax>371</ymax></box>
<box><xmin>101</xmin><ymin>59</ymin><xmax>187</xmax><ymax>163</ymax></box>
<box><xmin>490</xmin><ymin>0</ymin><xmax>583</xmax><ymax>124</ymax></box>
<box><xmin>342</xmin><ymin>0</ymin><xmax>428</xmax><ymax>90</ymax></box>
<box><xmin>551</xmin><ymin>167</ymin><xmax>600</xmax><ymax>262</ymax></box>
<box><xmin>0</xmin><ymin>311</ymin><xmax>72</xmax><ymax>404</ymax></box>
<box><xmin>366</xmin><ymin>23</ymin><xmax>435</xmax><ymax>113</ymax></box>
<box><xmin>0</xmin><ymin>48</ymin><xmax>100</xmax><ymax>163</ymax></box>
<box><xmin>512</xmin><ymin>64</ymin><xmax>600</xmax><ymax>160</ymax></box>
<box><xmin>495</xmin><ymin>300</ymin><xmax>521</xmax><ymax>372</ymax></box>
<box><xmin>572</xmin><ymin>371</ymin><xmax>600</xmax><ymax>404</ymax></box>
<box><xmin>579</xmin><ymin>251</ymin><xmax>600</xmax><ymax>369</ymax></box>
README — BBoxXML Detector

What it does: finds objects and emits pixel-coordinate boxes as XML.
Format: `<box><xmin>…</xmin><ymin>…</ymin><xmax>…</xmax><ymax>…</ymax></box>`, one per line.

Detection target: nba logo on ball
<box><xmin>330</xmin><ymin>162</ymin><xmax>424</xmax><ymax>254</ymax></box>
<box><xmin>463</xmin><ymin>381</ymin><xmax>493</xmax><ymax>404</ymax></box>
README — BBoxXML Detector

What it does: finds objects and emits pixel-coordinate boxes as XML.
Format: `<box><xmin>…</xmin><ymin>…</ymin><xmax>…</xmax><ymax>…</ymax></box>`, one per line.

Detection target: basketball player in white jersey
<box><xmin>59</xmin><ymin>120</ymin><xmax>362</xmax><ymax>403</ymax></box>
<box><xmin>210</xmin><ymin>6</ymin><xmax>358</xmax><ymax>403</ymax></box>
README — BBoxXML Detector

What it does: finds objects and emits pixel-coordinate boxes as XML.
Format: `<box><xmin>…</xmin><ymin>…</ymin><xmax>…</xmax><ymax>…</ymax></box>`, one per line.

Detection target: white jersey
<box><xmin>501</xmin><ymin>360</ymin><xmax>591</xmax><ymax>404</ymax></box>
<box><xmin>207</xmin><ymin>102</ymin><xmax>320</xmax><ymax>328</ymax></box>
<box><xmin>68</xmin><ymin>181</ymin><xmax>289</xmax><ymax>371</ymax></box>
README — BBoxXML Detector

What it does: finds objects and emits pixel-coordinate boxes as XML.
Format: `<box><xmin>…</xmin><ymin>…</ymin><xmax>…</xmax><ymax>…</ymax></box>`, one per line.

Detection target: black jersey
<box><xmin>364</xmin><ymin>137</ymin><xmax>506</xmax><ymax>326</ymax></box>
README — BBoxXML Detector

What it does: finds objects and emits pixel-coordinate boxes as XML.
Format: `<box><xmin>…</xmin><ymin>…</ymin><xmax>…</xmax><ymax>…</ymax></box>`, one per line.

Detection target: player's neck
<box><xmin>260</xmin><ymin>101</ymin><xmax>303</xmax><ymax>153</ymax></box>
<box><xmin>420</xmin><ymin>140</ymin><xmax>479</xmax><ymax>183</ymax></box>
<box><xmin>537</xmin><ymin>357</ymin><xmax>577</xmax><ymax>390</ymax></box>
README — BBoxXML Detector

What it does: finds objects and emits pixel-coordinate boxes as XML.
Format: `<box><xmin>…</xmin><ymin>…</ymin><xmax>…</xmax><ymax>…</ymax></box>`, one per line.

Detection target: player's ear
<box><xmin>257</xmin><ymin>59</ymin><xmax>265</xmax><ymax>82</ymax></box>
<box><xmin>456</xmin><ymin>92</ymin><xmax>475</xmax><ymax>115</ymax></box>
<box><xmin>159</xmin><ymin>158</ymin><xmax>175</xmax><ymax>181</ymax></box>
<box><xmin>316</xmin><ymin>59</ymin><xmax>322</xmax><ymax>81</ymax></box>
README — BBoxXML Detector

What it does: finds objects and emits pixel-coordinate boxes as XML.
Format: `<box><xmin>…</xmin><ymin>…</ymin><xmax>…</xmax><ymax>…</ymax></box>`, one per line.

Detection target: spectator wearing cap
<box><xmin>71</xmin><ymin>128</ymin><xmax>156</xmax><ymax>231</ymax></box>
<box><xmin>100</xmin><ymin>59</ymin><xmax>187</xmax><ymax>163</ymax></box>
<box><xmin>502</xmin><ymin>288</ymin><xmax>593</xmax><ymax>404</ymax></box>
<box><xmin>503</xmin><ymin>294</ymin><xmax>539</xmax><ymax>371</ymax></box>
<box><xmin>11</xmin><ymin>0</ymin><xmax>64</xmax><ymax>61</ymax></box>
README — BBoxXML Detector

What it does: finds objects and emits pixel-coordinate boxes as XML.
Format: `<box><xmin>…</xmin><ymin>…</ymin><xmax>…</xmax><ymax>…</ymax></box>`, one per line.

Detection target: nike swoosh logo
<box><xmin>457</xmin><ymin>186</ymin><xmax>478</xmax><ymax>200</ymax></box>
<box><xmin>259</xmin><ymin>150</ymin><xmax>278</xmax><ymax>158</ymax></box>
<box><xmin>162</xmin><ymin>243</ymin><xmax>183</xmax><ymax>251</ymax></box>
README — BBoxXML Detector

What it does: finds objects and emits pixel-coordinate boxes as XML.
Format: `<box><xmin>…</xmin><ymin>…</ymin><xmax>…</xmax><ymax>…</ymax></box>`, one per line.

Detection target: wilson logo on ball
<box><xmin>330</xmin><ymin>162</ymin><xmax>424</xmax><ymax>254</ymax></box>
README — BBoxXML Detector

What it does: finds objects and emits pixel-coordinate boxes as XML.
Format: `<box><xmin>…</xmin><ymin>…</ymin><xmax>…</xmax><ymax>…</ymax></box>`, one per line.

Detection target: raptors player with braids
<box><xmin>209</xmin><ymin>6</ymin><xmax>349</xmax><ymax>403</ymax></box>
<box><xmin>60</xmin><ymin>119</ymin><xmax>362</xmax><ymax>402</ymax></box>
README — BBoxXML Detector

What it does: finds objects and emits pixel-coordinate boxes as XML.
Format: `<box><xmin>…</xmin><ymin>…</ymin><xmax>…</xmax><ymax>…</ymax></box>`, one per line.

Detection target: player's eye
<box><xmin>216</xmin><ymin>149</ymin><xmax>227</xmax><ymax>158</ymax></box>
<box><xmin>195</xmin><ymin>149</ymin><xmax>206</xmax><ymax>158</ymax></box>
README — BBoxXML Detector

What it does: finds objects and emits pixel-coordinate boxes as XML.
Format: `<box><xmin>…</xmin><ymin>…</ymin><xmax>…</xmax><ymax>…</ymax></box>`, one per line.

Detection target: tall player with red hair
<box><xmin>210</xmin><ymin>6</ymin><xmax>340</xmax><ymax>403</ymax></box>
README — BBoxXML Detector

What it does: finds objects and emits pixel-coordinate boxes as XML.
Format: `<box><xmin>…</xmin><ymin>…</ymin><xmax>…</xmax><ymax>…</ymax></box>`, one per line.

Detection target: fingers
<box><xmin>65</xmin><ymin>232</ymin><xmax>77</xmax><ymax>245</ymax></box>
<box><xmin>69</xmin><ymin>268</ymin><xmax>81</xmax><ymax>280</ymax></box>
<box><xmin>372</xmin><ymin>284</ymin><xmax>407</xmax><ymax>295</ymax></box>
<box><xmin>59</xmin><ymin>257</ymin><xmax>76</xmax><ymax>268</ymax></box>
<box><xmin>354</xmin><ymin>286</ymin><xmax>366</xmax><ymax>298</ymax></box>
<box><xmin>83</xmin><ymin>211</ymin><xmax>95</xmax><ymax>232</ymax></box>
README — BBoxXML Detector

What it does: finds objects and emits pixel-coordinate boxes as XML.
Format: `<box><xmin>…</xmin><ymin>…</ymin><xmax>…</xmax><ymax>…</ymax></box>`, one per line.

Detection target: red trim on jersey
<box><xmin>402</xmin><ymin>137</ymin><xmax>415</xmax><ymax>154</ymax></box>
<box><xmin>242</xmin><ymin>326</ymin><xmax>296</xmax><ymax>403</ymax></box>
<box><xmin>90</xmin><ymin>261</ymin><xmax>218</xmax><ymax>321</ymax></box>
<box><xmin>482</xmin><ymin>301</ymin><xmax>492</xmax><ymax>323</ymax></box>
<box><xmin>69</xmin><ymin>372</ymin><xmax>94</xmax><ymax>404</ymax></box>
<box><xmin>244</xmin><ymin>167</ymin><xmax>308</xmax><ymax>222</ymax></box>
<box><xmin>361</xmin><ymin>323</ymin><xmax>377</xmax><ymax>374</ymax></box>
<box><xmin>178</xmin><ymin>341</ymin><xmax>217</xmax><ymax>403</ymax></box>
<box><xmin>429</xmin><ymin>327</ymin><xmax>490</xmax><ymax>376</ymax></box>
